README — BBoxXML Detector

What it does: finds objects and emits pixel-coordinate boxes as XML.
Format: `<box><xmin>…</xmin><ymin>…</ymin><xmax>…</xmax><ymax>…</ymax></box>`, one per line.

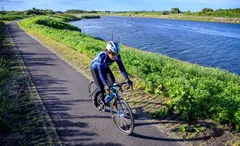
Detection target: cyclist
<box><xmin>90</xmin><ymin>41</ymin><xmax>133</xmax><ymax>108</ymax></box>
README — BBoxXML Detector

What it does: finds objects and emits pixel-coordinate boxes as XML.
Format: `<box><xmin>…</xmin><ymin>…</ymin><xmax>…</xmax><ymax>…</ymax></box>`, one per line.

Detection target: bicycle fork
<box><xmin>114</xmin><ymin>101</ymin><xmax>125</xmax><ymax>118</ymax></box>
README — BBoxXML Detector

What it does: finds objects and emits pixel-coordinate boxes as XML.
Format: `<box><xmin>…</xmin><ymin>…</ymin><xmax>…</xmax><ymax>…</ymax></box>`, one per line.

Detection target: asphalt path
<box><xmin>8</xmin><ymin>21</ymin><xmax>181</xmax><ymax>146</ymax></box>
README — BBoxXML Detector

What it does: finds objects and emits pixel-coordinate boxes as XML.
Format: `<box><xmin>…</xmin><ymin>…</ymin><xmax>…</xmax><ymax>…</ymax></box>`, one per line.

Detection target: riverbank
<box><xmin>73</xmin><ymin>13</ymin><xmax>240</xmax><ymax>24</ymax></box>
<box><xmin>148</xmin><ymin>14</ymin><xmax>240</xmax><ymax>24</ymax></box>
<box><xmin>18</xmin><ymin>15</ymin><xmax>240</xmax><ymax>145</ymax></box>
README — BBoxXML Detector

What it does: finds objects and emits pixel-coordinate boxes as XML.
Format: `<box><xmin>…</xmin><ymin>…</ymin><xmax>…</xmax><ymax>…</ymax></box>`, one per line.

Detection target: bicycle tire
<box><xmin>88</xmin><ymin>81</ymin><xmax>97</xmax><ymax>98</ymax></box>
<box><xmin>111</xmin><ymin>98</ymin><xmax>134</xmax><ymax>135</ymax></box>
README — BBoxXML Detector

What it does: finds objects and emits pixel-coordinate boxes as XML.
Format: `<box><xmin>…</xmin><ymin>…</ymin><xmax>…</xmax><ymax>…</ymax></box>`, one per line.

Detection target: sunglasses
<box><xmin>110</xmin><ymin>52</ymin><xmax>119</xmax><ymax>56</ymax></box>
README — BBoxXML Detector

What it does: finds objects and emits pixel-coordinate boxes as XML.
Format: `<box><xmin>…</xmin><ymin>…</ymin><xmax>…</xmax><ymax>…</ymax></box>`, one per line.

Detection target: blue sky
<box><xmin>1</xmin><ymin>0</ymin><xmax>240</xmax><ymax>12</ymax></box>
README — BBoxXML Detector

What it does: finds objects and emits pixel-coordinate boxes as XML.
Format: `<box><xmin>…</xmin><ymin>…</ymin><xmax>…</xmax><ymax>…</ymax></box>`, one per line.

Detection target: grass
<box><xmin>18</xmin><ymin>15</ymin><xmax>240</xmax><ymax>145</ymax></box>
<box><xmin>19</xmin><ymin>15</ymin><xmax>240</xmax><ymax>128</ymax></box>
<box><xmin>0</xmin><ymin>21</ymin><xmax>60</xmax><ymax>145</ymax></box>
<box><xmin>0</xmin><ymin>11</ymin><xmax>31</xmax><ymax>22</ymax></box>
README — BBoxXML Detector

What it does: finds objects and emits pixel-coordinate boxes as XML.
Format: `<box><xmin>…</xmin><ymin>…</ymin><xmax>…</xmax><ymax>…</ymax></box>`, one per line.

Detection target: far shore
<box><xmin>74</xmin><ymin>13</ymin><xmax>240</xmax><ymax>24</ymax></box>
<box><xmin>131</xmin><ymin>14</ymin><xmax>240</xmax><ymax>24</ymax></box>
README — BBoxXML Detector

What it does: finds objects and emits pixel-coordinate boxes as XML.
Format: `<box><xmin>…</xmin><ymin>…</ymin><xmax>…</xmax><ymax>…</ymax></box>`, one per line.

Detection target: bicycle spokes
<box><xmin>111</xmin><ymin>99</ymin><xmax>134</xmax><ymax>134</ymax></box>
<box><xmin>97</xmin><ymin>95</ymin><xmax>105</xmax><ymax>112</ymax></box>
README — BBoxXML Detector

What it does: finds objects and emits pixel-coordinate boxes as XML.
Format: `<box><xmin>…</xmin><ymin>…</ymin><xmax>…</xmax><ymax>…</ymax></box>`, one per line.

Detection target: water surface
<box><xmin>70</xmin><ymin>16</ymin><xmax>240</xmax><ymax>75</ymax></box>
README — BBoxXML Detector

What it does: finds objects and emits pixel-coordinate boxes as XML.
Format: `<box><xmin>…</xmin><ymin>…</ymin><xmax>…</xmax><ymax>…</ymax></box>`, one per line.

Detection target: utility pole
<box><xmin>111</xmin><ymin>29</ymin><xmax>113</xmax><ymax>41</ymax></box>
<box><xmin>120</xmin><ymin>30</ymin><xmax>123</xmax><ymax>44</ymax></box>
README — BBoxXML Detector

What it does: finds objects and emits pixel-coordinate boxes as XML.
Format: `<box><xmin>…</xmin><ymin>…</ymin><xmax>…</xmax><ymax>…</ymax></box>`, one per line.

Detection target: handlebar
<box><xmin>109</xmin><ymin>81</ymin><xmax>133</xmax><ymax>92</ymax></box>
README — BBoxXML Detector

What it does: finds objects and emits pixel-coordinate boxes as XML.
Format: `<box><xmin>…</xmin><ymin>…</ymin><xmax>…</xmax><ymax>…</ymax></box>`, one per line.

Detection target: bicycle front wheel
<box><xmin>111</xmin><ymin>98</ymin><xmax>134</xmax><ymax>135</ymax></box>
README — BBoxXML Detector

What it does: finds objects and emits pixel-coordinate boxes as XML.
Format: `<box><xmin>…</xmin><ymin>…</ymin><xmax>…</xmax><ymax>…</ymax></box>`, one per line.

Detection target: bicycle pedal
<box><xmin>99</xmin><ymin>101</ymin><xmax>105</xmax><ymax>112</ymax></box>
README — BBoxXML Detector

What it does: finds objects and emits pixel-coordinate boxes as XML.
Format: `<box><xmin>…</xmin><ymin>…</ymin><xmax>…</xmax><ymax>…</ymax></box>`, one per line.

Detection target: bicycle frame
<box><xmin>109</xmin><ymin>84</ymin><xmax>126</xmax><ymax>118</ymax></box>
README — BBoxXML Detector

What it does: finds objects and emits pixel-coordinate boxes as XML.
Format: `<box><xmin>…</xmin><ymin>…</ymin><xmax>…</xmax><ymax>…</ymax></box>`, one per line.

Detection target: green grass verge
<box><xmin>18</xmin><ymin>15</ymin><xmax>240</xmax><ymax>132</ymax></box>
<box><xmin>0</xmin><ymin>11</ymin><xmax>31</xmax><ymax>21</ymax></box>
<box><xmin>0</xmin><ymin>14</ymin><xmax>27</xmax><ymax>21</ymax></box>
<box><xmin>0</xmin><ymin>21</ymin><xmax>60</xmax><ymax>145</ymax></box>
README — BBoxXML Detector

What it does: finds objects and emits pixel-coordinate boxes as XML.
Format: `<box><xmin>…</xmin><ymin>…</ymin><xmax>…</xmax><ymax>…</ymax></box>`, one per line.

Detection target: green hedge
<box><xmin>35</xmin><ymin>17</ymin><xmax>81</xmax><ymax>31</ymax></box>
<box><xmin>19</xmin><ymin>16</ymin><xmax>240</xmax><ymax>130</ymax></box>
<box><xmin>48</xmin><ymin>14</ymin><xmax>80</xmax><ymax>22</ymax></box>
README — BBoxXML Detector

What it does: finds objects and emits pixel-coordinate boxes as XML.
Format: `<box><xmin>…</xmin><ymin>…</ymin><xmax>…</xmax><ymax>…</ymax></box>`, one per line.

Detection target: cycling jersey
<box><xmin>90</xmin><ymin>51</ymin><xmax>129</xmax><ymax>86</ymax></box>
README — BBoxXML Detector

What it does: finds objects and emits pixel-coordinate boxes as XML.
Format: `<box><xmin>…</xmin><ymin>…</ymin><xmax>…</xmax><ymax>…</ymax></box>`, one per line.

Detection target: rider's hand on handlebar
<box><xmin>127</xmin><ymin>79</ymin><xmax>133</xmax><ymax>86</ymax></box>
<box><xmin>127</xmin><ymin>79</ymin><xmax>133</xmax><ymax>90</ymax></box>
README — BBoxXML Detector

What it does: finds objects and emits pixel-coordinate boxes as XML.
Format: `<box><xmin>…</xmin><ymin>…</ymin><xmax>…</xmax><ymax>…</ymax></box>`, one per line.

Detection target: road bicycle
<box><xmin>88</xmin><ymin>81</ymin><xmax>134</xmax><ymax>135</ymax></box>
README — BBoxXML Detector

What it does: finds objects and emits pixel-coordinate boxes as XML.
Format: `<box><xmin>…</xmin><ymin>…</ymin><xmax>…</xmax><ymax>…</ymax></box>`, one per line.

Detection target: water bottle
<box><xmin>105</xmin><ymin>94</ymin><xmax>114</xmax><ymax>104</ymax></box>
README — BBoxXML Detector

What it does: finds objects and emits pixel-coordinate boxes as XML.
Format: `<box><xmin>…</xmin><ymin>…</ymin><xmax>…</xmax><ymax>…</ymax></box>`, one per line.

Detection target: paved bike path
<box><xmin>8</xmin><ymin>21</ymin><xmax>181</xmax><ymax>146</ymax></box>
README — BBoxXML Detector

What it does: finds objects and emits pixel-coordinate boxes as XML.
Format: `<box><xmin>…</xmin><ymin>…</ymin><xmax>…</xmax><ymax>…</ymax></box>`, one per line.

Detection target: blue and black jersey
<box><xmin>90</xmin><ymin>51</ymin><xmax>129</xmax><ymax>86</ymax></box>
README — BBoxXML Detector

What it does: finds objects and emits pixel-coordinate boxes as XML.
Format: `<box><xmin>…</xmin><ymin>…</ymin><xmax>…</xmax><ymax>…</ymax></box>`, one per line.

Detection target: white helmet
<box><xmin>106</xmin><ymin>41</ymin><xmax>120</xmax><ymax>54</ymax></box>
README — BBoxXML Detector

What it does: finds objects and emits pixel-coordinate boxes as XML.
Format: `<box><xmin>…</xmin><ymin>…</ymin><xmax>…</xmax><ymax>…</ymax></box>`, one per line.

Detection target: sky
<box><xmin>1</xmin><ymin>0</ymin><xmax>240</xmax><ymax>12</ymax></box>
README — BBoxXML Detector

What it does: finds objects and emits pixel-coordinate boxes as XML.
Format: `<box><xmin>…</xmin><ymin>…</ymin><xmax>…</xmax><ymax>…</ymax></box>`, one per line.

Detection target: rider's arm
<box><xmin>97</xmin><ymin>64</ymin><xmax>108</xmax><ymax>86</ymax></box>
<box><xmin>96</xmin><ymin>52</ymin><xmax>109</xmax><ymax>86</ymax></box>
<box><xmin>116</xmin><ymin>55</ymin><xmax>129</xmax><ymax>80</ymax></box>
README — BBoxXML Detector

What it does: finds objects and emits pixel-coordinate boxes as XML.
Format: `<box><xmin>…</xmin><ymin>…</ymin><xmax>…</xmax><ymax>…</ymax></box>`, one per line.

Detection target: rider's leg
<box><xmin>105</xmin><ymin>68</ymin><xmax>119</xmax><ymax>107</ymax></box>
<box><xmin>91</xmin><ymin>68</ymin><xmax>104</xmax><ymax>91</ymax></box>
<box><xmin>91</xmin><ymin>68</ymin><xmax>104</xmax><ymax>107</ymax></box>
<box><xmin>105</xmin><ymin>68</ymin><xmax>116</xmax><ymax>85</ymax></box>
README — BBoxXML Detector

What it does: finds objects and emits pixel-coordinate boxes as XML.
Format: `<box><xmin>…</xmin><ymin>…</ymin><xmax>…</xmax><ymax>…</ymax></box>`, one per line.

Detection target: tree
<box><xmin>44</xmin><ymin>9</ymin><xmax>54</xmax><ymax>14</ymax></box>
<box><xmin>171</xmin><ymin>8</ymin><xmax>181</xmax><ymax>13</ymax></box>
<box><xmin>162</xmin><ymin>11</ymin><xmax>169</xmax><ymax>15</ymax></box>
<box><xmin>25</xmin><ymin>10</ymin><xmax>34</xmax><ymax>15</ymax></box>
<box><xmin>55</xmin><ymin>11</ymin><xmax>63</xmax><ymax>14</ymax></box>
<box><xmin>89</xmin><ymin>10</ymin><xmax>97</xmax><ymax>13</ymax></box>
<box><xmin>202</xmin><ymin>8</ymin><xmax>214</xmax><ymax>13</ymax></box>
<box><xmin>65</xmin><ymin>9</ymin><xmax>85</xmax><ymax>13</ymax></box>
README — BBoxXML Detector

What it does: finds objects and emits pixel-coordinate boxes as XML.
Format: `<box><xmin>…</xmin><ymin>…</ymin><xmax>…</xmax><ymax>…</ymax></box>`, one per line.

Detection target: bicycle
<box><xmin>88</xmin><ymin>81</ymin><xmax>135</xmax><ymax>135</ymax></box>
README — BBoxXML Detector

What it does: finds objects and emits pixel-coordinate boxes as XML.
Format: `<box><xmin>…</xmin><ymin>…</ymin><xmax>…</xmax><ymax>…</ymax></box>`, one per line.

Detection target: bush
<box><xmin>0</xmin><ymin>14</ymin><xmax>27</xmax><ymax>21</ymax></box>
<box><xmin>35</xmin><ymin>17</ymin><xmax>81</xmax><ymax>31</ymax></box>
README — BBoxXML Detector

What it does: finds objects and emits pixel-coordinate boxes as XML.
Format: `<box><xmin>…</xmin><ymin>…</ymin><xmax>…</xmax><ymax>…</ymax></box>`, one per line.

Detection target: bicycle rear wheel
<box><xmin>111</xmin><ymin>98</ymin><xmax>134</xmax><ymax>135</ymax></box>
<box><xmin>88</xmin><ymin>81</ymin><xmax>97</xmax><ymax>99</ymax></box>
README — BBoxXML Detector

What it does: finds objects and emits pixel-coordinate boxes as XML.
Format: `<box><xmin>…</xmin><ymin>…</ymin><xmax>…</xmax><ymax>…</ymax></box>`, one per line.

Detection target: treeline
<box><xmin>0</xmin><ymin>8</ymin><xmax>63</xmax><ymax>16</ymax></box>
<box><xmin>0</xmin><ymin>8</ymin><xmax>63</xmax><ymax>21</ymax></box>
<box><xmin>118</xmin><ymin>8</ymin><xmax>240</xmax><ymax>18</ymax></box>
<box><xmin>65</xmin><ymin>9</ymin><xmax>99</xmax><ymax>13</ymax></box>
<box><xmin>0</xmin><ymin>11</ymin><xmax>27</xmax><ymax>21</ymax></box>
<box><xmin>24</xmin><ymin>7</ymin><xmax>62</xmax><ymax>15</ymax></box>
<box><xmin>124</xmin><ymin>8</ymin><xmax>240</xmax><ymax>18</ymax></box>
<box><xmin>183</xmin><ymin>8</ymin><xmax>240</xmax><ymax>18</ymax></box>
<box><xmin>64</xmin><ymin>8</ymin><xmax>240</xmax><ymax>18</ymax></box>
<box><xmin>22</xmin><ymin>7</ymin><xmax>63</xmax><ymax>15</ymax></box>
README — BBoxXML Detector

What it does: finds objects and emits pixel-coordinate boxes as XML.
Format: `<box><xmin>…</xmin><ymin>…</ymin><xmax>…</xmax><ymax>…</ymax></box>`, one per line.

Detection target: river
<box><xmin>70</xmin><ymin>16</ymin><xmax>240</xmax><ymax>75</ymax></box>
